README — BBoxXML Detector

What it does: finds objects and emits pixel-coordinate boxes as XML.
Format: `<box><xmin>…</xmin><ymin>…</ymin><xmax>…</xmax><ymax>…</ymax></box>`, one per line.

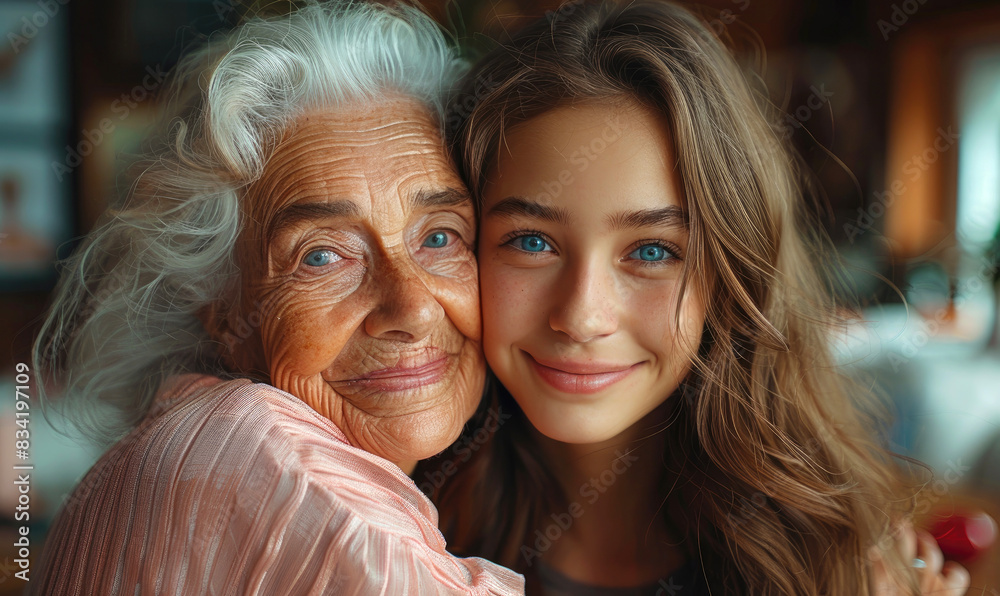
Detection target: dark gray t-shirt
<box><xmin>534</xmin><ymin>560</ymin><xmax>707</xmax><ymax>596</ymax></box>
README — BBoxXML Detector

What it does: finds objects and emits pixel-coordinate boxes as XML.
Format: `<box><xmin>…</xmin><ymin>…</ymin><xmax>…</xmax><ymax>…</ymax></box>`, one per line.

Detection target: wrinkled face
<box><xmin>479</xmin><ymin>101</ymin><xmax>706</xmax><ymax>445</ymax></box>
<box><xmin>222</xmin><ymin>98</ymin><xmax>483</xmax><ymax>468</ymax></box>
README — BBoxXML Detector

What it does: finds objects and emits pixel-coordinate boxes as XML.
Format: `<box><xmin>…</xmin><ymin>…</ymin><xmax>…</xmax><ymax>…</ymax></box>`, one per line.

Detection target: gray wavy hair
<box><xmin>33</xmin><ymin>1</ymin><xmax>467</xmax><ymax>446</ymax></box>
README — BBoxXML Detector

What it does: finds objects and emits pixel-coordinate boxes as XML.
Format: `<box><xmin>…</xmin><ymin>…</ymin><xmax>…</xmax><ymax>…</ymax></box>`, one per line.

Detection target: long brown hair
<box><xmin>424</xmin><ymin>1</ymin><xmax>918</xmax><ymax>593</ymax></box>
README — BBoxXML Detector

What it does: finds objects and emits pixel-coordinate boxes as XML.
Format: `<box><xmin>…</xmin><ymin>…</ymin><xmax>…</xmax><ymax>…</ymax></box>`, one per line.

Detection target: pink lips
<box><xmin>526</xmin><ymin>353</ymin><xmax>640</xmax><ymax>394</ymax></box>
<box><xmin>345</xmin><ymin>354</ymin><xmax>451</xmax><ymax>392</ymax></box>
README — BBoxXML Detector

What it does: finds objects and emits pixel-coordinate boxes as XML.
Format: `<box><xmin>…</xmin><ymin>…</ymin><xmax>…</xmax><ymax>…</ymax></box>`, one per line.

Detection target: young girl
<box><xmin>426</xmin><ymin>0</ymin><xmax>970</xmax><ymax>593</ymax></box>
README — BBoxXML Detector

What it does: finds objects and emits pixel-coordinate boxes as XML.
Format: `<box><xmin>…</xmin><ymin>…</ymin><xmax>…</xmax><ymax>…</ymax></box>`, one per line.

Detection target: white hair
<box><xmin>34</xmin><ymin>1</ymin><xmax>467</xmax><ymax>446</ymax></box>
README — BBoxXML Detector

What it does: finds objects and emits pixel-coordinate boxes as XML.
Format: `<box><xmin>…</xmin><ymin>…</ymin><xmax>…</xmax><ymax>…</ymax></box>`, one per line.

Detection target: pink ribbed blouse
<box><xmin>31</xmin><ymin>374</ymin><xmax>524</xmax><ymax>595</ymax></box>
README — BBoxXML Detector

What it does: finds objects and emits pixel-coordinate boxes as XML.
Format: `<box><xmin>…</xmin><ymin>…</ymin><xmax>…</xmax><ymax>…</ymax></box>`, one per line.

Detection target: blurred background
<box><xmin>0</xmin><ymin>0</ymin><xmax>998</xmax><ymax>590</ymax></box>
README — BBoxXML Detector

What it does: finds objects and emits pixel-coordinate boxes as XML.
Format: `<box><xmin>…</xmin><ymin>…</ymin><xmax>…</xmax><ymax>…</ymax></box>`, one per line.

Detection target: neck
<box><xmin>529</xmin><ymin>401</ymin><xmax>686</xmax><ymax>586</ymax></box>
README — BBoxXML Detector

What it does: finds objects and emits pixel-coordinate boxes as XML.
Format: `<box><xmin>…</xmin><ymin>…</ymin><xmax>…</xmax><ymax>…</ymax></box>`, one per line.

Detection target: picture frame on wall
<box><xmin>0</xmin><ymin>1</ymin><xmax>72</xmax><ymax>290</ymax></box>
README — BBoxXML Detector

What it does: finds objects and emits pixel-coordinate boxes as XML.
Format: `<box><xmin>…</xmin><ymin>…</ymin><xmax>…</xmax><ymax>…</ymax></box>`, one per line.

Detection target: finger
<box><xmin>940</xmin><ymin>561</ymin><xmax>970</xmax><ymax>596</ymax></box>
<box><xmin>915</xmin><ymin>529</ymin><xmax>944</xmax><ymax>576</ymax></box>
<box><xmin>896</xmin><ymin>521</ymin><xmax>918</xmax><ymax>559</ymax></box>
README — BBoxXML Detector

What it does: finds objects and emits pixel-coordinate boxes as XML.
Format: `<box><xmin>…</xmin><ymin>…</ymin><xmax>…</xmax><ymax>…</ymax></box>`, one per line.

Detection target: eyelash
<box><xmin>296</xmin><ymin>227</ymin><xmax>467</xmax><ymax>275</ymax></box>
<box><xmin>499</xmin><ymin>230</ymin><xmax>682</xmax><ymax>265</ymax></box>
<box><xmin>624</xmin><ymin>239</ymin><xmax>683</xmax><ymax>266</ymax></box>
<box><xmin>499</xmin><ymin>229</ymin><xmax>554</xmax><ymax>254</ymax></box>
<box><xmin>423</xmin><ymin>228</ymin><xmax>469</xmax><ymax>249</ymax></box>
<box><xmin>299</xmin><ymin>246</ymin><xmax>343</xmax><ymax>270</ymax></box>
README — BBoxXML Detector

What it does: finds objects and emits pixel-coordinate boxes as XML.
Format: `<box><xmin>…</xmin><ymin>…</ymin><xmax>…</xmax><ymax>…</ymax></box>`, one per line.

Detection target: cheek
<box><xmin>479</xmin><ymin>259</ymin><xmax>542</xmax><ymax>347</ymax></box>
<box><xmin>440</xmin><ymin>282</ymin><xmax>482</xmax><ymax>342</ymax></box>
<box><xmin>433</xmin><ymin>257</ymin><xmax>481</xmax><ymax>342</ymax></box>
<box><xmin>259</xmin><ymin>288</ymin><xmax>362</xmax><ymax>376</ymax></box>
<box><xmin>637</xmin><ymin>285</ymin><xmax>705</xmax><ymax>358</ymax></box>
<box><xmin>627</xmin><ymin>284</ymin><xmax>684</xmax><ymax>350</ymax></box>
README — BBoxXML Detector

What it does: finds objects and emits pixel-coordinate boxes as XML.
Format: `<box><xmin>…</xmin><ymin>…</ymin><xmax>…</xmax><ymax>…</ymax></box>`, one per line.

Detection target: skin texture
<box><xmin>207</xmin><ymin>98</ymin><xmax>484</xmax><ymax>472</ymax></box>
<box><xmin>478</xmin><ymin>100</ymin><xmax>969</xmax><ymax>592</ymax></box>
<box><xmin>476</xmin><ymin>100</ymin><xmax>702</xmax><ymax>585</ymax></box>
<box><xmin>479</xmin><ymin>100</ymin><xmax>705</xmax><ymax>447</ymax></box>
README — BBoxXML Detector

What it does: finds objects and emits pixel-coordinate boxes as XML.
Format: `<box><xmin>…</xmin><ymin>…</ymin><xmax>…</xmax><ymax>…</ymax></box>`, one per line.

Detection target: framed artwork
<box><xmin>0</xmin><ymin>143</ymin><xmax>70</xmax><ymax>286</ymax></box>
<box><xmin>0</xmin><ymin>1</ymin><xmax>72</xmax><ymax>289</ymax></box>
<box><xmin>0</xmin><ymin>1</ymin><xmax>68</xmax><ymax>129</ymax></box>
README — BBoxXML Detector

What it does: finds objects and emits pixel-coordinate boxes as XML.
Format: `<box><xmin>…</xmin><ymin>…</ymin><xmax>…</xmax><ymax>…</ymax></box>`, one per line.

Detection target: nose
<box><xmin>364</xmin><ymin>257</ymin><xmax>445</xmax><ymax>342</ymax></box>
<box><xmin>548</xmin><ymin>259</ymin><xmax>619</xmax><ymax>342</ymax></box>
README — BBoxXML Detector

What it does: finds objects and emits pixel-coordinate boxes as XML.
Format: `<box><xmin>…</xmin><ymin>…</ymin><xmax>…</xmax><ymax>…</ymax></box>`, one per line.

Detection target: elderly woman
<box><xmin>30</xmin><ymin>3</ymin><xmax>523</xmax><ymax>594</ymax></box>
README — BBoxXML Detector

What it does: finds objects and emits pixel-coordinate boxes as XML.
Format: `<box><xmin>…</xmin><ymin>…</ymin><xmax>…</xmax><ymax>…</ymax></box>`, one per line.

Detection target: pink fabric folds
<box><xmin>30</xmin><ymin>374</ymin><xmax>524</xmax><ymax>595</ymax></box>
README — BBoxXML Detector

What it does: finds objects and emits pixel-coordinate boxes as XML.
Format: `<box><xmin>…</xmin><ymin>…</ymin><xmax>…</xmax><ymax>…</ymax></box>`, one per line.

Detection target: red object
<box><xmin>931</xmin><ymin>511</ymin><xmax>998</xmax><ymax>562</ymax></box>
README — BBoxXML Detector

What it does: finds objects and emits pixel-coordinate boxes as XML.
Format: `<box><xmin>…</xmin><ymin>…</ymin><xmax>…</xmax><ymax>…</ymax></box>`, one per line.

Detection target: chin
<box><xmin>522</xmin><ymin>405</ymin><xmax>625</xmax><ymax>445</ymax></box>
<box><xmin>394</xmin><ymin>400</ymin><xmax>472</xmax><ymax>461</ymax></box>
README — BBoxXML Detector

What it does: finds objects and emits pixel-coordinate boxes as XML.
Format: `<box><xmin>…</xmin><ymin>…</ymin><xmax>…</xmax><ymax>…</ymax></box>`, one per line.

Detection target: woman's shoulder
<box><xmin>40</xmin><ymin>373</ymin><xmax>429</xmax><ymax>522</ymax></box>
<box><xmin>40</xmin><ymin>373</ymin><xmax>429</xmax><ymax>535</ymax></box>
<box><xmin>33</xmin><ymin>374</ymin><xmax>524</xmax><ymax>594</ymax></box>
<box><xmin>141</xmin><ymin>374</ymin><xmax>422</xmax><ymax>502</ymax></box>
<box><xmin>117</xmin><ymin>374</ymin><xmax>447</xmax><ymax>535</ymax></box>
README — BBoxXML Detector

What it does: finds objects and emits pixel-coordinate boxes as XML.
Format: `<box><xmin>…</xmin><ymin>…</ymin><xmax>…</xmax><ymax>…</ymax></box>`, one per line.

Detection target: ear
<box><xmin>199</xmin><ymin>300</ymin><xmax>236</xmax><ymax>369</ymax></box>
<box><xmin>198</xmin><ymin>299</ymin><xmax>263</xmax><ymax>373</ymax></box>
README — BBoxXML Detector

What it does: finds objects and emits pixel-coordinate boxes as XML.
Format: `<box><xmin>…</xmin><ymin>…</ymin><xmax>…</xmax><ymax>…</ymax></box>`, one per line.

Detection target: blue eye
<box><xmin>514</xmin><ymin>235</ymin><xmax>550</xmax><ymax>253</ymax></box>
<box><xmin>303</xmin><ymin>249</ymin><xmax>340</xmax><ymax>267</ymax></box>
<box><xmin>422</xmin><ymin>231</ymin><xmax>450</xmax><ymax>248</ymax></box>
<box><xmin>628</xmin><ymin>244</ymin><xmax>672</xmax><ymax>262</ymax></box>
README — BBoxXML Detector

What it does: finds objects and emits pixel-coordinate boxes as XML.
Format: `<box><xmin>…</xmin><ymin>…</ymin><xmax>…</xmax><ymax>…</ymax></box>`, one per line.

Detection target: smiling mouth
<box><xmin>525</xmin><ymin>352</ymin><xmax>641</xmax><ymax>395</ymax></box>
<box><xmin>342</xmin><ymin>353</ymin><xmax>452</xmax><ymax>392</ymax></box>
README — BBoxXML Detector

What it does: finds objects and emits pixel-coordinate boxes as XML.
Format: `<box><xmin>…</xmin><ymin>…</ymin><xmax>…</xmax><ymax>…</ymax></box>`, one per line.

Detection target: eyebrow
<box><xmin>267</xmin><ymin>188</ymin><xmax>472</xmax><ymax>239</ymax></box>
<box><xmin>606</xmin><ymin>205</ymin><xmax>687</xmax><ymax>230</ymax></box>
<box><xmin>411</xmin><ymin>187</ymin><xmax>472</xmax><ymax>210</ymax></box>
<box><xmin>485</xmin><ymin>196</ymin><xmax>687</xmax><ymax>230</ymax></box>
<box><xmin>268</xmin><ymin>200</ymin><xmax>361</xmax><ymax>238</ymax></box>
<box><xmin>484</xmin><ymin>196</ymin><xmax>571</xmax><ymax>225</ymax></box>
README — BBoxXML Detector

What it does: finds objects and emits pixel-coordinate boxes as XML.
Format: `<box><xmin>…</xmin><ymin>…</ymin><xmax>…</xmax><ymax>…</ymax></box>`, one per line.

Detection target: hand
<box><xmin>871</xmin><ymin>522</ymin><xmax>970</xmax><ymax>595</ymax></box>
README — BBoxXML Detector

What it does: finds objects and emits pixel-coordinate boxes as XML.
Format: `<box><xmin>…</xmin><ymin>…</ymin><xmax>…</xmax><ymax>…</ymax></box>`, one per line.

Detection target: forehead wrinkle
<box><xmin>328</xmin><ymin>121</ymin><xmax>443</xmax><ymax>145</ymax></box>
<box><xmin>252</xmin><ymin>103</ymin><xmax>459</xmax><ymax>245</ymax></box>
<box><xmin>292</xmin><ymin>118</ymin><xmax>444</xmax><ymax>149</ymax></box>
<box><xmin>266</xmin><ymin>133</ymin><xmax>449</xmax><ymax>202</ymax></box>
<box><xmin>254</xmin><ymin>153</ymin><xmax>364</xmax><ymax>221</ymax></box>
<box><xmin>363</xmin><ymin>167</ymin><xmax>426</xmax><ymax>225</ymax></box>
<box><xmin>297</xmin><ymin>128</ymin><xmax>438</xmax><ymax>150</ymax></box>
